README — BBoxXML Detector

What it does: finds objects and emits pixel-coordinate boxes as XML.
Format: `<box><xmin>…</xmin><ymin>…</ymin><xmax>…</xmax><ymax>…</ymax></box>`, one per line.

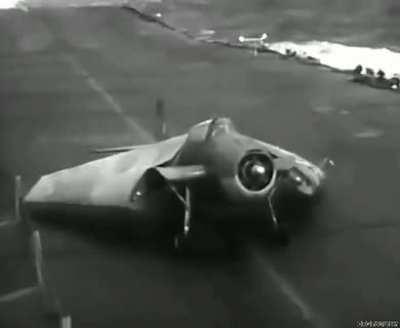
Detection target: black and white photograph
<box><xmin>1</xmin><ymin>0</ymin><xmax>399</xmax><ymax>327</ymax></box>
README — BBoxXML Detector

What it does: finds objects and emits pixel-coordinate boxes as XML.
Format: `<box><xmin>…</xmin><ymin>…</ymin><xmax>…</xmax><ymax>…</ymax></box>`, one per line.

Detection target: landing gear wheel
<box><xmin>173</xmin><ymin>233</ymin><xmax>192</xmax><ymax>253</ymax></box>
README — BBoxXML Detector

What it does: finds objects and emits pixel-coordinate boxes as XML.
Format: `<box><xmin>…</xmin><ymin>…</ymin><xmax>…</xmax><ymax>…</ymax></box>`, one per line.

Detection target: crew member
<box><xmin>376</xmin><ymin>70</ymin><xmax>385</xmax><ymax>80</ymax></box>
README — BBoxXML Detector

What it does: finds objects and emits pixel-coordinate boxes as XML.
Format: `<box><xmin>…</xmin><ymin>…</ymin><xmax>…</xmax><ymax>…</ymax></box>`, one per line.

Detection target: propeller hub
<box><xmin>237</xmin><ymin>151</ymin><xmax>274</xmax><ymax>192</ymax></box>
<box><xmin>251</xmin><ymin>164</ymin><xmax>266</xmax><ymax>176</ymax></box>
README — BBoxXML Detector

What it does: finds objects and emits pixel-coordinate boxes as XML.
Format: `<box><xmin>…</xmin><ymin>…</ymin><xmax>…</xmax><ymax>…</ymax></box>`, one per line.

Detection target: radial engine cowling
<box><xmin>236</xmin><ymin>150</ymin><xmax>276</xmax><ymax>195</ymax></box>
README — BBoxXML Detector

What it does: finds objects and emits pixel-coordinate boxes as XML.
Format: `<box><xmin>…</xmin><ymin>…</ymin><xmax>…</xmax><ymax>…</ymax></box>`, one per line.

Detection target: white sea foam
<box><xmin>2</xmin><ymin>0</ymin><xmax>399</xmax><ymax>83</ymax></box>
<box><xmin>267</xmin><ymin>40</ymin><xmax>400</xmax><ymax>79</ymax></box>
<box><xmin>0</xmin><ymin>0</ymin><xmax>135</xmax><ymax>10</ymax></box>
<box><xmin>0</xmin><ymin>0</ymin><xmax>20</xmax><ymax>9</ymax></box>
<box><xmin>353</xmin><ymin>128</ymin><xmax>384</xmax><ymax>139</ymax></box>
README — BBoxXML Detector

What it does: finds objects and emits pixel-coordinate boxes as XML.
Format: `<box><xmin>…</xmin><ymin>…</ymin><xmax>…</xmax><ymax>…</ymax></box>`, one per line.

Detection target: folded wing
<box><xmin>24</xmin><ymin>135</ymin><xmax>187</xmax><ymax>207</ymax></box>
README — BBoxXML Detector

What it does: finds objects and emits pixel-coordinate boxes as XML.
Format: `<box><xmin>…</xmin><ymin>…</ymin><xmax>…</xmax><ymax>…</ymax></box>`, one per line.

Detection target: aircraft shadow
<box><xmin>23</xmin><ymin>187</ymin><xmax>323</xmax><ymax>258</ymax></box>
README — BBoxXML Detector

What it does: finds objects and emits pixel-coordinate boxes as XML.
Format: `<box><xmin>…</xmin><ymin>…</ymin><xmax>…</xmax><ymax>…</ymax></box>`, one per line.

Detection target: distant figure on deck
<box><xmin>285</xmin><ymin>48</ymin><xmax>297</xmax><ymax>57</ymax></box>
<box><xmin>374</xmin><ymin>69</ymin><xmax>392</xmax><ymax>89</ymax></box>
<box><xmin>352</xmin><ymin>64</ymin><xmax>364</xmax><ymax>83</ymax></box>
<box><xmin>366</xmin><ymin>68</ymin><xmax>374</xmax><ymax>76</ymax></box>
<box><xmin>376</xmin><ymin>70</ymin><xmax>385</xmax><ymax>80</ymax></box>
<box><xmin>353</xmin><ymin>65</ymin><xmax>362</xmax><ymax>75</ymax></box>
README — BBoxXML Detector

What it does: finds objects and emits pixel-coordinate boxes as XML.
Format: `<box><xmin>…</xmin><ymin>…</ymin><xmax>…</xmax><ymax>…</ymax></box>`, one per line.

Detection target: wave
<box><xmin>0</xmin><ymin>0</ymin><xmax>131</xmax><ymax>10</ymax></box>
<box><xmin>265</xmin><ymin>40</ymin><xmax>400</xmax><ymax>80</ymax></box>
<box><xmin>3</xmin><ymin>0</ymin><xmax>400</xmax><ymax>92</ymax></box>
<box><xmin>0</xmin><ymin>0</ymin><xmax>20</xmax><ymax>9</ymax></box>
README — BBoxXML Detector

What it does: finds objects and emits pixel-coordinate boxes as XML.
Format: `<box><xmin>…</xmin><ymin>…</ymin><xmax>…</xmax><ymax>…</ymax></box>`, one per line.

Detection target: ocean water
<box><xmin>3</xmin><ymin>0</ymin><xmax>400</xmax><ymax>84</ymax></box>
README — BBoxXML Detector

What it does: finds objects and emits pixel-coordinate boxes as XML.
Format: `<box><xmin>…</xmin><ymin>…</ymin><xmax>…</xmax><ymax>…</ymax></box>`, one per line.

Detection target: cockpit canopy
<box><xmin>187</xmin><ymin>117</ymin><xmax>237</xmax><ymax>143</ymax></box>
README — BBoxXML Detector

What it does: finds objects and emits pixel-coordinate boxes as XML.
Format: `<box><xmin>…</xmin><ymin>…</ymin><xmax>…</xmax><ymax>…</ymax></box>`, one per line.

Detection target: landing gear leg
<box><xmin>267</xmin><ymin>187</ymin><xmax>290</xmax><ymax>246</ymax></box>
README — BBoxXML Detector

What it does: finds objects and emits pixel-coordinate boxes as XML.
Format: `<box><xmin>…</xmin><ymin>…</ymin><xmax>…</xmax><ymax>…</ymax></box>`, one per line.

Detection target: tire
<box><xmin>173</xmin><ymin>233</ymin><xmax>192</xmax><ymax>254</ymax></box>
